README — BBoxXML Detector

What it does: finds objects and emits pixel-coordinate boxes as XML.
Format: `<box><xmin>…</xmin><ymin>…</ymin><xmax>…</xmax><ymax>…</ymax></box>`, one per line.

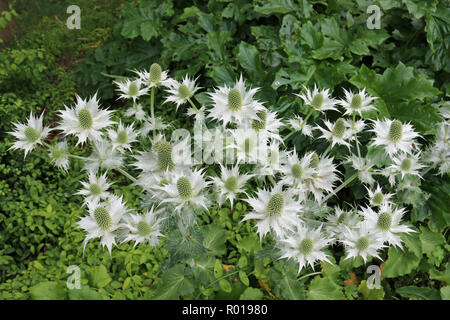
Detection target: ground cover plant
<box><xmin>0</xmin><ymin>0</ymin><xmax>449</xmax><ymax>300</ymax></box>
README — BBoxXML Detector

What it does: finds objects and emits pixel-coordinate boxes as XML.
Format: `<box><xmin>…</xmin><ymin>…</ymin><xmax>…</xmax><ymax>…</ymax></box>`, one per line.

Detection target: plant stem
<box><xmin>188</xmin><ymin>97</ymin><xmax>200</xmax><ymax>113</ymax></box>
<box><xmin>284</xmin><ymin>130</ymin><xmax>296</xmax><ymax>141</ymax></box>
<box><xmin>322</xmin><ymin>171</ymin><xmax>359</xmax><ymax>202</ymax></box>
<box><xmin>150</xmin><ymin>86</ymin><xmax>156</xmax><ymax>139</ymax></box>
<box><xmin>297</xmin><ymin>271</ymin><xmax>322</xmax><ymax>281</ymax></box>
<box><xmin>353</xmin><ymin>113</ymin><xmax>361</xmax><ymax>157</ymax></box>
<box><xmin>300</xmin><ymin>108</ymin><xmax>314</xmax><ymax>129</ymax></box>
<box><xmin>116</xmin><ymin>167</ymin><xmax>138</xmax><ymax>183</ymax></box>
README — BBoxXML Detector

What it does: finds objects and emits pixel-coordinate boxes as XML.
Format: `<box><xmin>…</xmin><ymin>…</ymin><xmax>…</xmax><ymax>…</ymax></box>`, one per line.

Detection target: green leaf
<box><xmin>358</xmin><ymin>280</ymin><xmax>385</xmax><ymax>300</ymax></box>
<box><xmin>30</xmin><ymin>282</ymin><xmax>67</xmax><ymax>300</ymax></box>
<box><xmin>239</xmin><ymin>271</ymin><xmax>250</xmax><ymax>286</ymax></box>
<box><xmin>152</xmin><ymin>265</ymin><xmax>194</xmax><ymax>300</ymax></box>
<box><xmin>403</xmin><ymin>0</ymin><xmax>437</xmax><ymax>19</ymax></box>
<box><xmin>419</xmin><ymin>226</ymin><xmax>445</xmax><ymax>256</ymax></box>
<box><xmin>382</xmin><ymin>247</ymin><xmax>422</xmax><ymax>278</ymax></box>
<box><xmin>441</xmin><ymin>286</ymin><xmax>450</xmax><ymax>300</ymax></box>
<box><xmin>219</xmin><ymin>279</ymin><xmax>232</xmax><ymax>293</ymax></box>
<box><xmin>240</xmin><ymin>287</ymin><xmax>263</xmax><ymax>300</ymax></box>
<box><xmin>210</xmin><ymin>65</ymin><xmax>236</xmax><ymax>86</ymax></box>
<box><xmin>254</xmin><ymin>0</ymin><xmax>299</xmax><ymax>15</ymax></box>
<box><xmin>202</xmin><ymin>224</ymin><xmax>227</xmax><ymax>256</ymax></box>
<box><xmin>430</xmin><ymin>263</ymin><xmax>450</xmax><ymax>285</ymax></box>
<box><xmin>206</xmin><ymin>30</ymin><xmax>231</xmax><ymax>61</ymax></box>
<box><xmin>68</xmin><ymin>286</ymin><xmax>103</xmax><ymax>300</ymax></box>
<box><xmin>214</xmin><ymin>259</ymin><xmax>223</xmax><ymax>279</ymax></box>
<box><xmin>396</xmin><ymin>286</ymin><xmax>441</xmax><ymax>300</ymax></box>
<box><xmin>237</xmin><ymin>42</ymin><xmax>264</xmax><ymax>81</ymax></box>
<box><xmin>307</xmin><ymin>277</ymin><xmax>345</xmax><ymax>300</ymax></box>
<box><xmin>89</xmin><ymin>265</ymin><xmax>112</xmax><ymax>289</ymax></box>
<box><xmin>237</xmin><ymin>234</ymin><xmax>261</xmax><ymax>254</ymax></box>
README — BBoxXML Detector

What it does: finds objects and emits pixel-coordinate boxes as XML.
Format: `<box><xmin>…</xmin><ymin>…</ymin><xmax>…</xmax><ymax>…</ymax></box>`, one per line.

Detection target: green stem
<box><xmin>284</xmin><ymin>130</ymin><xmax>296</xmax><ymax>141</ymax></box>
<box><xmin>300</xmin><ymin>108</ymin><xmax>314</xmax><ymax>129</ymax></box>
<box><xmin>100</xmin><ymin>72</ymin><xmax>129</xmax><ymax>81</ymax></box>
<box><xmin>187</xmin><ymin>97</ymin><xmax>200</xmax><ymax>113</ymax></box>
<box><xmin>116</xmin><ymin>167</ymin><xmax>138</xmax><ymax>183</ymax></box>
<box><xmin>150</xmin><ymin>86</ymin><xmax>156</xmax><ymax>139</ymax></box>
<box><xmin>297</xmin><ymin>271</ymin><xmax>322</xmax><ymax>281</ymax></box>
<box><xmin>353</xmin><ymin>113</ymin><xmax>361</xmax><ymax>157</ymax></box>
<box><xmin>68</xmin><ymin>154</ymin><xmax>90</xmax><ymax>161</ymax></box>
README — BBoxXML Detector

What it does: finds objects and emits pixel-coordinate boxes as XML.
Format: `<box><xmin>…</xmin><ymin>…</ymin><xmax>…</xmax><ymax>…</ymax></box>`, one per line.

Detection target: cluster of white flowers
<box><xmin>9</xmin><ymin>63</ymin><xmax>444</xmax><ymax>272</ymax></box>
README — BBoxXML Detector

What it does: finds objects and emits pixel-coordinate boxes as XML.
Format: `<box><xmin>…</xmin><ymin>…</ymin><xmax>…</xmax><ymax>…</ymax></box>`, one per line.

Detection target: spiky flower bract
<box><xmin>120</xmin><ymin>207</ymin><xmax>164</xmax><ymax>247</ymax></box>
<box><xmin>114</xmin><ymin>78</ymin><xmax>149</xmax><ymax>102</ymax></box>
<box><xmin>389</xmin><ymin>152</ymin><xmax>424</xmax><ymax>179</ymax></box>
<box><xmin>210</xmin><ymin>165</ymin><xmax>252</xmax><ymax>207</ymax></box>
<box><xmin>164</xmin><ymin>75</ymin><xmax>200</xmax><ymax>110</ymax></box>
<box><xmin>78</xmin><ymin>195</ymin><xmax>128</xmax><ymax>254</ymax></box>
<box><xmin>338</xmin><ymin>88</ymin><xmax>376</xmax><ymax>116</ymax></box>
<box><xmin>9</xmin><ymin>112</ymin><xmax>51</xmax><ymax>158</ymax></box>
<box><xmin>315</xmin><ymin>118</ymin><xmax>353</xmax><ymax>149</ymax></box>
<box><xmin>76</xmin><ymin>170</ymin><xmax>112</xmax><ymax>204</ymax></box>
<box><xmin>371</xmin><ymin>119</ymin><xmax>420</xmax><ymax>157</ymax></box>
<box><xmin>124</xmin><ymin>103</ymin><xmax>146</xmax><ymax>121</ymax></box>
<box><xmin>107</xmin><ymin>121</ymin><xmax>138</xmax><ymax>152</ymax></box>
<box><xmin>242</xmin><ymin>183</ymin><xmax>301</xmax><ymax>240</ymax></box>
<box><xmin>360</xmin><ymin>203</ymin><xmax>415</xmax><ymax>248</ymax></box>
<box><xmin>208</xmin><ymin>75</ymin><xmax>264</xmax><ymax>127</ymax></box>
<box><xmin>287</xmin><ymin>115</ymin><xmax>313</xmax><ymax>137</ymax></box>
<box><xmin>295</xmin><ymin>84</ymin><xmax>338</xmax><ymax>113</ymax></box>
<box><xmin>56</xmin><ymin>94</ymin><xmax>114</xmax><ymax>146</ymax></box>
<box><xmin>280</xmin><ymin>150</ymin><xmax>315</xmax><ymax>188</ymax></box>
<box><xmin>279</xmin><ymin>223</ymin><xmax>332</xmax><ymax>273</ymax></box>
<box><xmin>48</xmin><ymin>141</ymin><xmax>70</xmax><ymax>171</ymax></box>
<box><xmin>134</xmin><ymin>63</ymin><xmax>173</xmax><ymax>88</ymax></box>
<box><xmin>341</xmin><ymin>223</ymin><xmax>385</xmax><ymax>263</ymax></box>
<box><xmin>304</xmin><ymin>153</ymin><xmax>340</xmax><ymax>202</ymax></box>
<box><xmin>84</xmin><ymin>139</ymin><xmax>123</xmax><ymax>172</ymax></box>
<box><xmin>365</xmin><ymin>184</ymin><xmax>393</xmax><ymax>208</ymax></box>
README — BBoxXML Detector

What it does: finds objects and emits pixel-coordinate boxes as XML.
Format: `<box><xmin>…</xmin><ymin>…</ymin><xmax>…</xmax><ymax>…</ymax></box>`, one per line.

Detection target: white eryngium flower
<box><xmin>287</xmin><ymin>115</ymin><xmax>313</xmax><ymax>137</ymax></box>
<box><xmin>279</xmin><ymin>223</ymin><xmax>332</xmax><ymax>273</ymax></box>
<box><xmin>208</xmin><ymin>75</ymin><xmax>264</xmax><ymax>127</ymax></box>
<box><xmin>371</xmin><ymin>119</ymin><xmax>420</xmax><ymax>157</ymax></box>
<box><xmin>347</xmin><ymin>155</ymin><xmax>376</xmax><ymax>185</ymax></box>
<box><xmin>280</xmin><ymin>150</ymin><xmax>315</xmax><ymax>188</ymax></box>
<box><xmin>389</xmin><ymin>152</ymin><xmax>424</xmax><ymax>179</ymax></box>
<box><xmin>134</xmin><ymin>63</ymin><xmax>173</xmax><ymax>88</ymax></box>
<box><xmin>120</xmin><ymin>207</ymin><xmax>164</xmax><ymax>247</ymax></box>
<box><xmin>76</xmin><ymin>170</ymin><xmax>112</xmax><ymax>204</ymax></box>
<box><xmin>56</xmin><ymin>94</ymin><xmax>114</xmax><ymax>146</ymax></box>
<box><xmin>338</xmin><ymin>88</ymin><xmax>376</xmax><ymax>116</ymax></box>
<box><xmin>114</xmin><ymin>78</ymin><xmax>149</xmax><ymax>102</ymax></box>
<box><xmin>84</xmin><ymin>139</ymin><xmax>123</xmax><ymax>172</ymax></box>
<box><xmin>294</xmin><ymin>84</ymin><xmax>338</xmax><ymax>113</ymax></box>
<box><xmin>107</xmin><ymin>121</ymin><xmax>138</xmax><ymax>152</ymax></box>
<box><xmin>425</xmin><ymin>120</ymin><xmax>450</xmax><ymax>175</ymax></box>
<box><xmin>210</xmin><ymin>165</ymin><xmax>252</xmax><ymax>207</ymax></box>
<box><xmin>360</xmin><ymin>203</ymin><xmax>415</xmax><ymax>248</ymax></box>
<box><xmin>156</xmin><ymin>168</ymin><xmax>210</xmax><ymax>213</ymax></box>
<box><xmin>326</xmin><ymin>206</ymin><xmax>361</xmax><ymax>241</ymax></box>
<box><xmin>304</xmin><ymin>153</ymin><xmax>339</xmax><ymax>202</ymax></box>
<box><xmin>365</xmin><ymin>184</ymin><xmax>393</xmax><ymax>207</ymax></box>
<box><xmin>164</xmin><ymin>75</ymin><xmax>200</xmax><ymax>110</ymax></box>
<box><xmin>250</xmin><ymin>108</ymin><xmax>283</xmax><ymax>141</ymax></box>
<box><xmin>48</xmin><ymin>141</ymin><xmax>70</xmax><ymax>171</ymax></box>
<box><xmin>78</xmin><ymin>195</ymin><xmax>128</xmax><ymax>254</ymax></box>
<box><xmin>341</xmin><ymin>223</ymin><xmax>385</xmax><ymax>263</ymax></box>
<box><xmin>229</xmin><ymin>128</ymin><xmax>267</xmax><ymax>164</ymax></box>
<box><xmin>124</xmin><ymin>103</ymin><xmax>146</xmax><ymax>121</ymax></box>
<box><xmin>9</xmin><ymin>112</ymin><xmax>51</xmax><ymax>158</ymax></box>
<box><xmin>242</xmin><ymin>183</ymin><xmax>301</xmax><ymax>240</ymax></box>
<box><xmin>315</xmin><ymin>118</ymin><xmax>353</xmax><ymax>149</ymax></box>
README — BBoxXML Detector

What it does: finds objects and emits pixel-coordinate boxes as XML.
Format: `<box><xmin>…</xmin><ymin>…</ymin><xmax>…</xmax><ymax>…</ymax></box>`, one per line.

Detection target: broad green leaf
<box><xmin>152</xmin><ymin>265</ymin><xmax>194</xmax><ymax>300</ymax></box>
<box><xmin>254</xmin><ymin>0</ymin><xmax>299</xmax><ymax>15</ymax></box>
<box><xmin>382</xmin><ymin>247</ymin><xmax>421</xmax><ymax>278</ymax></box>
<box><xmin>441</xmin><ymin>286</ymin><xmax>450</xmax><ymax>300</ymax></box>
<box><xmin>68</xmin><ymin>286</ymin><xmax>103</xmax><ymax>300</ymax></box>
<box><xmin>202</xmin><ymin>224</ymin><xmax>226</xmax><ymax>256</ymax></box>
<box><xmin>239</xmin><ymin>271</ymin><xmax>249</xmax><ymax>286</ymax></box>
<box><xmin>403</xmin><ymin>0</ymin><xmax>437</xmax><ymax>19</ymax></box>
<box><xmin>219</xmin><ymin>279</ymin><xmax>232</xmax><ymax>293</ymax></box>
<box><xmin>237</xmin><ymin>42</ymin><xmax>264</xmax><ymax>81</ymax></box>
<box><xmin>89</xmin><ymin>265</ymin><xmax>111</xmax><ymax>289</ymax></box>
<box><xmin>237</xmin><ymin>234</ymin><xmax>261</xmax><ymax>254</ymax></box>
<box><xmin>30</xmin><ymin>281</ymin><xmax>67</xmax><ymax>300</ymax></box>
<box><xmin>307</xmin><ymin>277</ymin><xmax>345</xmax><ymax>300</ymax></box>
<box><xmin>419</xmin><ymin>226</ymin><xmax>445</xmax><ymax>256</ymax></box>
<box><xmin>240</xmin><ymin>287</ymin><xmax>263</xmax><ymax>300</ymax></box>
<box><xmin>214</xmin><ymin>259</ymin><xmax>223</xmax><ymax>279</ymax></box>
<box><xmin>358</xmin><ymin>280</ymin><xmax>385</xmax><ymax>300</ymax></box>
<box><xmin>396</xmin><ymin>286</ymin><xmax>441</xmax><ymax>300</ymax></box>
<box><xmin>430</xmin><ymin>263</ymin><xmax>450</xmax><ymax>285</ymax></box>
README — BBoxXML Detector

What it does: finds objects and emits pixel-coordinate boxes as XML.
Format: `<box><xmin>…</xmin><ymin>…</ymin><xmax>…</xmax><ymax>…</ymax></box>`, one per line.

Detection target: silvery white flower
<box><xmin>287</xmin><ymin>115</ymin><xmax>313</xmax><ymax>137</ymax></box>
<box><xmin>48</xmin><ymin>141</ymin><xmax>70</xmax><ymax>171</ymax></box>
<box><xmin>107</xmin><ymin>121</ymin><xmax>138</xmax><ymax>152</ymax></box>
<box><xmin>120</xmin><ymin>207</ymin><xmax>164</xmax><ymax>247</ymax></box>
<box><xmin>76</xmin><ymin>170</ymin><xmax>112</xmax><ymax>204</ymax></box>
<box><xmin>254</xmin><ymin>139</ymin><xmax>286</xmax><ymax>177</ymax></box>
<box><xmin>9</xmin><ymin>112</ymin><xmax>52</xmax><ymax>157</ymax></box>
<box><xmin>426</xmin><ymin>120</ymin><xmax>450</xmax><ymax>175</ymax></box>
<box><xmin>78</xmin><ymin>195</ymin><xmax>128</xmax><ymax>254</ymax></box>
<box><xmin>210</xmin><ymin>165</ymin><xmax>253</xmax><ymax>207</ymax></box>
<box><xmin>228</xmin><ymin>128</ymin><xmax>268</xmax><ymax>164</ymax></box>
<box><xmin>134</xmin><ymin>63</ymin><xmax>173</xmax><ymax>88</ymax></box>
<box><xmin>347</xmin><ymin>155</ymin><xmax>376</xmax><ymax>185</ymax></box>
<box><xmin>304</xmin><ymin>153</ymin><xmax>339</xmax><ymax>202</ymax></box>
<box><xmin>156</xmin><ymin>168</ymin><xmax>210</xmax><ymax>213</ymax></box>
<box><xmin>56</xmin><ymin>94</ymin><xmax>114</xmax><ymax>146</ymax></box>
<box><xmin>250</xmin><ymin>108</ymin><xmax>283</xmax><ymax>141</ymax></box>
<box><xmin>242</xmin><ymin>183</ymin><xmax>301</xmax><ymax>240</ymax></box>
<box><xmin>163</xmin><ymin>75</ymin><xmax>200</xmax><ymax>110</ymax></box>
<box><xmin>279</xmin><ymin>223</ymin><xmax>332</xmax><ymax>273</ymax></box>
<box><xmin>365</xmin><ymin>184</ymin><xmax>393</xmax><ymax>208</ymax></box>
<box><xmin>207</xmin><ymin>75</ymin><xmax>264</xmax><ymax>127</ymax></box>
<box><xmin>140</xmin><ymin>116</ymin><xmax>170</xmax><ymax>137</ymax></box>
<box><xmin>84</xmin><ymin>139</ymin><xmax>123</xmax><ymax>172</ymax></box>
<box><xmin>294</xmin><ymin>84</ymin><xmax>338</xmax><ymax>113</ymax></box>
<box><xmin>389</xmin><ymin>152</ymin><xmax>424</xmax><ymax>179</ymax></box>
<box><xmin>359</xmin><ymin>203</ymin><xmax>415</xmax><ymax>249</ymax></box>
<box><xmin>124</xmin><ymin>103</ymin><xmax>146</xmax><ymax>121</ymax></box>
<box><xmin>326</xmin><ymin>206</ymin><xmax>361</xmax><ymax>241</ymax></box>
<box><xmin>187</xmin><ymin>106</ymin><xmax>206</xmax><ymax>122</ymax></box>
<box><xmin>371</xmin><ymin>119</ymin><xmax>420</xmax><ymax>157</ymax></box>
<box><xmin>280</xmin><ymin>149</ymin><xmax>315</xmax><ymax>188</ymax></box>
<box><xmin>338</xmin><ymin>88</ymin><xmax>376</xmax><ymax>116</ymax></box>
<box><xmin>114</xmin><ymin>78</ymin><xmax>149</xmax><ymax>102</ymax></box>
<box><xmin>315</xmin><ymin>118</ymin><xmax>353</xmax><ymax>149</ymax></box>
<box><xmin>341</xmin><ymin>223</ymin><xmax>385</xmax><ymax>263</ymax></box>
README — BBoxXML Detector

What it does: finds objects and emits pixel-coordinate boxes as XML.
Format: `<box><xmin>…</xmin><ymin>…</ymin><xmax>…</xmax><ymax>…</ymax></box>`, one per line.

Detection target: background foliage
<box><xmin>0</xmin><ymin>0</ymin><xmax>449</xmax><ymax>300</ymax></box>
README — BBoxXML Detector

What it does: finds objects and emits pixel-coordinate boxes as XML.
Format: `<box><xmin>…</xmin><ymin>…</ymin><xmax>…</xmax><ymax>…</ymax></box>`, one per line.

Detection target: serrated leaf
<box><xmin>358</xmin><ymin>280</ymin><xmax>385</xmax><ymax>300</ymax></box>
<box><xmin>441</xmin><ymin>286</ymin><xmax>450</xmax><ymax>300</ymax></box>
<box><xmin>202</xmin><ymin>224</ymin><xmax>226</xmax><ymax>256</ymax></box>
<box><xmin>152</xmin><ymin>265</ymin><xmax>194</xmax><ymax>300</ymax></box>
<box><xmin>68</xmin><ymin>286</ymin><xmax>103</xmax><ymax>300</ymax></box>
<box><xmin>30</xmin><ymin>282</ymin><xmax>67</xmax><ymax>300</ymax></box>
<box><xmin>307</xmin><ymin>277</ymin><xmax>345</xmax><ymax>300</ymax></box>
<box><xmin>382</xmin><ymin>247</ymin><xmax>421</xmax><ymax>278</ymax></box>
<box><xmin>430</xmin><ymin>263</ymin><xmax>450</xmax><ymax>285</ymax></box>
<box><xmin>89</xmin><ymin>265</ymin><xmax>111</xmax><ymax>289</ymax></box>
<box><xmin>240</xmin><ymin>287</ymin><xmax>263</xmax><ymax>300</ymax></box>
<box><xmin>237</xmin><ymin>42</ymin><xmax>264</xmax><ymax>81</ymax></box>
<box><xmin>396</xmin><ymin>286</ymin><xmax>441</xmax><ymax>300</ymax></box>
<box><xmin>419</xmin><ymin>226</ymin><xmax>445</xmax><ymax>256</ymax></box>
